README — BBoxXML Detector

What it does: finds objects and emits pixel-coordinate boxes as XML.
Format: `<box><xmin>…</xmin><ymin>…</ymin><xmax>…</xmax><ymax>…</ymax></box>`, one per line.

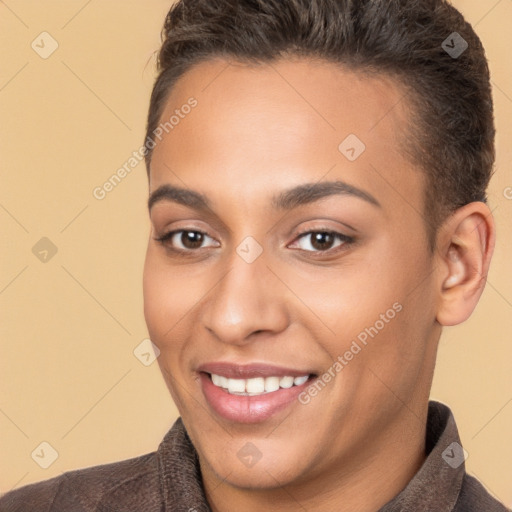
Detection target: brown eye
<box><xmin>180</xmin><ymin>231</ymin><xmax>205</xmax><ymax>249</ymax></box>
<box><xmin>290</xmin><ymin>230</ymin><xmax>354</xmax><ymax>254</ymax></box>
<box><xmin>154</xmin><ymin>229</ymin><xmax>220</xmax><ymax>252</ymax></box>
<box><xmin>310</xmin><ymin>232</ymin><xmax>335</xmax><ymax>251</ymax></box>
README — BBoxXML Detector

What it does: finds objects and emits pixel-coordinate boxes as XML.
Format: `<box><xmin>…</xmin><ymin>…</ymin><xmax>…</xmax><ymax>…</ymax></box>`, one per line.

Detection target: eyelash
<box><xmin>153</xmin><ymin>228</ymin><xmax>355</xmax><ymax>258</ymax></box>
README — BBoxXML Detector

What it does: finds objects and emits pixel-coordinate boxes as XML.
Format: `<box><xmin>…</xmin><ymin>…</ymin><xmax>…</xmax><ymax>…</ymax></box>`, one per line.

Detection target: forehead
<box><xmin>149</xmin><ymin>57</ymin><xmax>424</xmax><ymax>215</ymax></box>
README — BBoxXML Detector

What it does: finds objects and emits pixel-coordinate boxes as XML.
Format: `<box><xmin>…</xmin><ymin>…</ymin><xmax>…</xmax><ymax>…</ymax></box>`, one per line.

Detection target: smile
<box><xmin>197</xmin><ymin>363</ymin><xmax>317</xmax><ymax>423</ymax></box>
<box><xmin>209</xmin><ymin>373</ymin><xmax>310</xmax><ymax>396</ymax></box>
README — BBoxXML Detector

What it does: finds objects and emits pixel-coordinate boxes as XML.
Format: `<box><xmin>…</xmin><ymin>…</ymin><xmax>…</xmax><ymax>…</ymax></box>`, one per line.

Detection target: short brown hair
<box><xmin>144</xmin><ymin>0</ymin><xmax>495</xmax><ymax>248</ymax></box>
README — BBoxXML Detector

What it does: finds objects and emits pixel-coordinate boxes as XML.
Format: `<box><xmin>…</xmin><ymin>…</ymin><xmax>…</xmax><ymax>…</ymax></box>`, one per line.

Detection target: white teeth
<box><xmin>246</xmin><ymin>377</ymin><xmax>265</xmax><ymax>393</ymax></box>
<box><xmin>209</xmin><ymin>373</ymin><xmax>309</xmax><ymax>395</ymax></box>
<box><xmin>293</xmin><ymin>375</ymin><xmax>309</xmax><ymax>386</ymax></box>
<box><xmin>264</xmin><ymin>376</ymin><xmax>280</xmax><ymax>392</ymax></box>
<box><xmin>227</xmin><ymin>378</ymin><xmax>246</xmax><ymax>394</ymax></box>
<box><xmin>279</xmin><ymin>376</ymin><xmax>294</xmax><ymax>388</ymax></box>
<box><xmin>211</xmin><ymin>373</ymin><xmax>222</xmax><ymax>387</ymax></box>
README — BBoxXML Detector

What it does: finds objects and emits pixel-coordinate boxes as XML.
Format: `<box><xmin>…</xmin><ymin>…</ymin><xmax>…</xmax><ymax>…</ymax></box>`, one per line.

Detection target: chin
<box><xmin>195</xmin><ymin>431</ymin><xmax>321</xmax><ymax>491</ymax></box>
<box><xmin>208</xmin><ymin>456</ymin><xmax>306</xmax><ymax>490</ymax></box>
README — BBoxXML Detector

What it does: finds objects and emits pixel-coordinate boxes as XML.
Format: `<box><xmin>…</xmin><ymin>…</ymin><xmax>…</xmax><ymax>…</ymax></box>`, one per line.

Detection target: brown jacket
<box><xmin>0</xmin><ymin>401</ymin><xmax>509</xmax><ymax>511</ymax></box>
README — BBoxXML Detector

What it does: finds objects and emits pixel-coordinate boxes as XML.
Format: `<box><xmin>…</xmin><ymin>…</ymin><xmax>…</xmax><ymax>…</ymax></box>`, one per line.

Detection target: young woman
<box><xmin>2</xmin><ymin>0</ymin><xmax>509</xmax><ymax>510</ymax></box>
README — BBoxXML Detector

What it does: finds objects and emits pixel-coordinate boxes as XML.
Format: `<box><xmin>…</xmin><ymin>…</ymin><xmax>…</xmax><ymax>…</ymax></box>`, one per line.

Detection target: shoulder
<box><xmin>454</xmin><ymin>473</ymin><xmax>511</xmax><ymax>512</ymax></box>
<box><xmin>0</xmin><ymin>451</ymin><xmax>162</xmax><ymax>512</ymax></box>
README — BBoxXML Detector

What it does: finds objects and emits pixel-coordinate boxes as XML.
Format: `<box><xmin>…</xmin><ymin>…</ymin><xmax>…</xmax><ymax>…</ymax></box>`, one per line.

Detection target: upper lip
<box><xmin>197</xmin><ymin>362</ymin><xmax>315</xmax><ymax>379</ymax></box>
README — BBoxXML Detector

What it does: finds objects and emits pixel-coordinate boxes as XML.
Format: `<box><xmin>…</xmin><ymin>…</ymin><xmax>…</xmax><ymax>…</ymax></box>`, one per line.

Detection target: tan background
<box><xmin>0</xmin><ymin>0</ymin><xmax>511</xmax><ymax>505</ymax></box>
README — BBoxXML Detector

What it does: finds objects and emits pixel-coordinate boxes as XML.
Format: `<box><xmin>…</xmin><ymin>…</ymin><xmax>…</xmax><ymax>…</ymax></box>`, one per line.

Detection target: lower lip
<box><xmin>199</xmin><ymin>373</ymin><xmax>313</xmax><ymax>424</ymax></box>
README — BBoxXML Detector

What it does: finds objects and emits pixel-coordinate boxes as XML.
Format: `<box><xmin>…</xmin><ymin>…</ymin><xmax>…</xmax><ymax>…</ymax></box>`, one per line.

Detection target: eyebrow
<box><xmin>271</xmin><ymin>180</ymin><xmax>381</xmax><ymax>210</ymax></box>
<box><xmin>147</xmin><ymin>180</ymin><xmax>381</xmax><ymax>212</ymax></box>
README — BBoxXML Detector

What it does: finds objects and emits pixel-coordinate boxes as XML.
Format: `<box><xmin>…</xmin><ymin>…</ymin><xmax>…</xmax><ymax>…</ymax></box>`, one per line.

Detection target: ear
<box><xmin>435</xmin><ymin>202</ymin><xmax>496</xmax><ymax>327</ymax></box>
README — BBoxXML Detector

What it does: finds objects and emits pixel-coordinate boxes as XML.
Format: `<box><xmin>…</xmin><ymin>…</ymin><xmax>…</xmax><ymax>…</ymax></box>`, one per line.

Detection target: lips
<box><xmin>197</xmin><ymin>362</ymin><xmax>317</xmax><ymax>423</ymax></box>
<box><xmin>197</xmin><ymin>362</ymin><xmax>315</xmax><ymax>379</ymax></box>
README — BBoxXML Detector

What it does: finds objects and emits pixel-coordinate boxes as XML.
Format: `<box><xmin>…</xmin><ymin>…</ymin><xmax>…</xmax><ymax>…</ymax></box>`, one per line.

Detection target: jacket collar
<box><xmin>157</xmin><ymin>401</ymin><xmax>464</xmax><ymax>511</ymax></box>
<box><xmin>379</xmin><ymin>401</ymin><xmax>465</xmax><ymax>511</ymax></box>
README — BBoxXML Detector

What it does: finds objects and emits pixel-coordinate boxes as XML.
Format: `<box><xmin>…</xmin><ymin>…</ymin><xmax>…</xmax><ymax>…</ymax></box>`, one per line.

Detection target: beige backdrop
<box><xmin>0</xmin><ymin>0</ymin><xmax>511</xmax><ymax>505</ymax></box>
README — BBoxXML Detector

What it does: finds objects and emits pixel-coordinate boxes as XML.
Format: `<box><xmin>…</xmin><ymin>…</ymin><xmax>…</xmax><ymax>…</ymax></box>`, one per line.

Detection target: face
<box><xmin>143</xmin><ymin>57</ymin><xmax>441</xmax><ymax>492</ymax></box>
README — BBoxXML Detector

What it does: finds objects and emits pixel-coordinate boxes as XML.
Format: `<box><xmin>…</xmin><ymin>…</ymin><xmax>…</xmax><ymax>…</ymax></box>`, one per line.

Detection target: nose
<box><xmin>201</xmin><ymin>250</ymin><xmax>290</xmax><ymax>346</ymax></box>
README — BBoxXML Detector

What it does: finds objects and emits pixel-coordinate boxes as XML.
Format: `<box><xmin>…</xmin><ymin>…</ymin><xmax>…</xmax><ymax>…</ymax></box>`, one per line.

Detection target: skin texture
<box><xmin>143</xmin><ymin>57</ymin><xmax>495</xmax><ymax>512</ymax></box>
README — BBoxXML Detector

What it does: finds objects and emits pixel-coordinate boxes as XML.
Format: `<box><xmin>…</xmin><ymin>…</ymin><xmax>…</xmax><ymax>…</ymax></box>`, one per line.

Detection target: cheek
<box><xmin>296</xmin><ymin>239</ymin><xmax>433</xmax><ymax>371</ymax></box>
<box><xmin>143</xmin><ymin>252</ymin><xmax>197</xmax><ymax>405</ymax></box>
<box><xmin>143</xmin><ymin>248</ymin><xmax>186</xmax><ymax>349</ymax></box>
<box><xmin>289</xmin><ymin>252</ymin><xmax>402</xmax><ymax>348</ymax></box>
<box><xmin>337</xmin><ymin>259</ymin><xmax>436</xmax><ymax>404</ymax></box>
<box><xmin>142</xmin><ymin>247</ymin><xmax>215</xmax><ymax>377</ymax></box>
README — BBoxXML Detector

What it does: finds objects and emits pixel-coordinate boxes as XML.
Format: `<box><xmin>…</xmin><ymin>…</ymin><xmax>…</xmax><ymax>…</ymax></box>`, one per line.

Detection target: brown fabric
<box><xmin>0</xmin><ymin>401</ymin><xmax>509</xmax><ymax>511</ymax></box>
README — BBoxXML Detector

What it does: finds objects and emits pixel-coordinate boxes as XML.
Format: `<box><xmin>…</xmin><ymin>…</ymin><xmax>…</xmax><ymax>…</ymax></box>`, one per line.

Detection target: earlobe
<box><xmin>436</xmin><ymin>203</ymin><xmax>495</xmax><ymax>327</ymax></box>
